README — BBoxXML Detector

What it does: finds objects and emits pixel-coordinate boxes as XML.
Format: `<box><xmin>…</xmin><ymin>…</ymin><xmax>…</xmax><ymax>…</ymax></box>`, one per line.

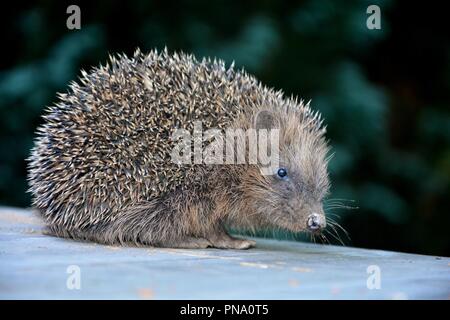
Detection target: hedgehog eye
<box><xmin>277</xmin><ymin>168</ymin><xmax>288</xmax><ymax>179</ymax></box>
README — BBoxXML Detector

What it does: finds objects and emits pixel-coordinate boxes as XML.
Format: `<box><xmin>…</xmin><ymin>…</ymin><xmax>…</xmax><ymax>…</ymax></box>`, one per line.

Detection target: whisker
<box><xmin>328</xmin><ymin>219</ymin><xmax>350</xmax><ymax>240</ymax></box>
<box><xmin>325</xmin><ymin>229</ymin><xmax>345</xmax><ymax>246</ymax></box>
<box><xmin>336</xmin><ymin>225</ymin><xmax>350</xmax><ymax>240</ymax></box>
<box><xmin>324</xmin><ymin>198</ymin><xmax>356</xmax><ymax>203</ymax></box>
<box><xmin>325</xmin><ymin>216</ymin><xmax>350</xmax><ymax>245</ymax></box>
<box><xmin>325</xmin><ymin>204</ymin><xmax>359</xmax><ymax>210</ymax></box>
<box><xmin>320</xmin><ymin>233</ymin><xmax>330</xmax><ymax>245</ymax></box>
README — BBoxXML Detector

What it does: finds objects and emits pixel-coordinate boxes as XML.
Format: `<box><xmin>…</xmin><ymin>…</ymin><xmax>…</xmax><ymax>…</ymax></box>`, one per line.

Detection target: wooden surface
<box><xmin>0</xmin><ymin>206</ymin><xmax>449</xmax><ymax>299</ymax></box>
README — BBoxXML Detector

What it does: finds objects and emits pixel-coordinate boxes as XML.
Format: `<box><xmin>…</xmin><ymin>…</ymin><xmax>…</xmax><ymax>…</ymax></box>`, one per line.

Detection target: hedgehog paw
<box><xmin>229</xmin><ymin>239</ymin><xmax>256</xmax><ymax>250</ymax></box>
<box><xmin>168</xmin><ymin>237</ymin><xmax>213</xmax><ymax>249</ymax></box>
<box><xmin>209</xmin><ymin>237</ymin><xmax>256</xmax><ymax>250</ymax></box>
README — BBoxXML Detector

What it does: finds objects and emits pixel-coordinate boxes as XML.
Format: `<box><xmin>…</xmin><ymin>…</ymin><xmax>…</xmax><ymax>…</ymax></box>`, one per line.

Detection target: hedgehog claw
<box><xmin>211</xmin><ymin>238</ymin><xmax>256</xmax><ymax>250</ymax></box>
<box><xmin>231</xmin><ymin>239</ymin><xmax>256</xmax><ymax>250</ymax></box>
<box><xmin>208</xmin><ymin>232</ymin><xmax>256</xmax><ymax>249</ymax></box>
<box><xmin>167</xmin><ymin>237</ymin><xmax>212</xmax><ymax>249</ymax></box>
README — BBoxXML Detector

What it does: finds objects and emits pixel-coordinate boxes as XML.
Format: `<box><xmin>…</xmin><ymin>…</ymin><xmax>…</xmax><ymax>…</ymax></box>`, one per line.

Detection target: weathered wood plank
<box><xmin>0</xmin><ymin>207</ymin><xmax>448</xmax><ymax>299</ymax></box>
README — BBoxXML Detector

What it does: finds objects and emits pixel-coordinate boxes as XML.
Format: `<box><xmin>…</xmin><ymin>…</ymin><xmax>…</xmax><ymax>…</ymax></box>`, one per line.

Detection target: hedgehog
<box><xmin>27</xmin><ymin>48</ymin><xmax>331</xmax><ymax>249</ymax></box>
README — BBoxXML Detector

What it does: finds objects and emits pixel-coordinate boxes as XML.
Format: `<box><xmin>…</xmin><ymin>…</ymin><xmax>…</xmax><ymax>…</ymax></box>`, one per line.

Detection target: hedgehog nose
<box><xmin>307</xmin><ymin>213</ymin><xmax>325</xmax><ymax>232</ymax></box>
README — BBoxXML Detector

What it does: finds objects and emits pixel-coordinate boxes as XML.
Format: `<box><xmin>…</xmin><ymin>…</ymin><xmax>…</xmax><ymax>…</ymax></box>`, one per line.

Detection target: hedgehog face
<box><xmin>268</xmin><ymin>156</ymin><xmax>329</xmax><ymax>234</ymax></box>
<box><xmin>245</xmin><ymin>152</ymin><xmax>329</xmax><ymax>235</ymax></box>
<box><xmin>245</xmin><ymin>107</ymin><xmax>330</xmax><ymax>234</ymax></box>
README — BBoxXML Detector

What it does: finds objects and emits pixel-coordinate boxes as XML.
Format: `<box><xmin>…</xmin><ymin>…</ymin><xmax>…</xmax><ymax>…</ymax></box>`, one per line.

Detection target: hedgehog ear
<box><xmin>254</xmin><ymin>110</ymin><xmax>279</xmax><ymax>130</ymax></box>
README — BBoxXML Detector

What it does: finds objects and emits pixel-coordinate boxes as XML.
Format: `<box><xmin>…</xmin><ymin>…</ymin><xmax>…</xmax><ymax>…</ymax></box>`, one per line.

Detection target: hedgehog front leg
<box><xmin>207</xmin><ymin>225</ymin><xmax>256</xmax><ymax>249</ymax></box>
<box><xmin>162</xmin><ymin>237</ymin><xmax>213</xmax><ymax>249</ymax></box>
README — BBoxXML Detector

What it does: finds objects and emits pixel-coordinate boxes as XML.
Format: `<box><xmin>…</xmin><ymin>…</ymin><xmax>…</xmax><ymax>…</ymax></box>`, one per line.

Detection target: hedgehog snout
<box><xmin>306</xmin><ymin>212</ymin><xmax>326</xmax><ymax>233</ymax></box>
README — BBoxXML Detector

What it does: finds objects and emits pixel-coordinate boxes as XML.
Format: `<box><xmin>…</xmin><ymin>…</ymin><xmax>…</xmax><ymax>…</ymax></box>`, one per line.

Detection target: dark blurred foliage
<box><xmin>1</xmin><ymin>0</ymin><xmax>449</xmax><ymax>255</ymax></box>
